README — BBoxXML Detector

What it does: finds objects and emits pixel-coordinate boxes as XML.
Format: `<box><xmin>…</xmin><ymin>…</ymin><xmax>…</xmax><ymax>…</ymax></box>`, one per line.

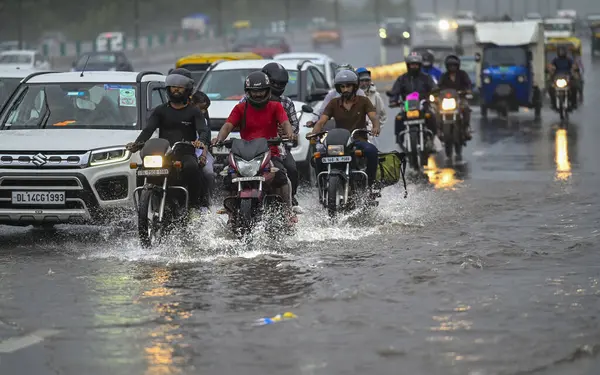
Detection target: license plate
<box><xmin>11</xmin><ymin>191</ymin><xmax>65</xmax><ymax>205</ymax></box>
<box><xmin>137</xmin><ymin>168</ymin><xmax>169</xmax><ymax>176</ymax></box>
<box><xmin>404</xmin><ymin>119</ymin><xmax>425</xmax><ymax>125</ymax></box>
<box><xmin>322</xmin><ymin>156</ymin><xmax>352</xmax><ymax>163</ymax></box>
<box><xmin>213</xmin><ymin>147</ymin><xmax>229</xmax><ymax>155</ymax></box>
<box><xmin>232</xmin><ymin>176</ymin><xmax>266</xmax><ymax>183</ymax></box>
<box><xmin>407</xmin><ymin>110</ymin><xmax>420</xmax><ymax>118</ymax></box>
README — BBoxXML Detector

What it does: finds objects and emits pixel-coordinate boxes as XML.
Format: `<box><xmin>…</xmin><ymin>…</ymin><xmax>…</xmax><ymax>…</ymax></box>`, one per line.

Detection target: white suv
<box><xmin>0</xmin><ymin>71</ymin><xmax>167</xmax><ymax>227</ymax></box>
<box><xmin>198</xmin><ymin>59</ymin><xmax>331</xmax><ymax>180</ymax></box>
<box><xmin>273</xmin><ymin>52</ymin><xmax>338</xmax><ymax>87</ymax></box>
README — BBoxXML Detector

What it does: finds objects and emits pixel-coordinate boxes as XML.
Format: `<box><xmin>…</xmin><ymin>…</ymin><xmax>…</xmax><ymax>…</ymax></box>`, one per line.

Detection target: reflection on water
<box><xmin>138</xmin><ymin>267</ymin><xmax>190</xmax><ymax>375</ymax></box>
<box><xmin>554</xmin><ymin>129</ymin><xmax>571</xmax><ymax>181</ymax></box>
<box><xmin>425</xmin><ymin>156</ymin><xmax>463</xmax><ymax>190</ymax></box>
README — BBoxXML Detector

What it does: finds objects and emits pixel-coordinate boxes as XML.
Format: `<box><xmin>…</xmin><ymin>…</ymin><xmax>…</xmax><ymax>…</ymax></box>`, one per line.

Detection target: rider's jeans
<box><xmin>180</xmin><ymin>154</ymin><xmax>205</xmax><ymax>207</ymax></box>
<box><xmin>354</xmin><ymin>141</ymin><xmax>379</xmax><ymax>186</ymax></box>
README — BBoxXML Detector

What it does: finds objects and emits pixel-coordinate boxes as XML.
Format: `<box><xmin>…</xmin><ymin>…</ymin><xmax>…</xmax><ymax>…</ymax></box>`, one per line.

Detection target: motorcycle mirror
<box><xmin>301</xmin><ymin>104</ymin><xmax>313</xmax><ymax>113</ymax></box>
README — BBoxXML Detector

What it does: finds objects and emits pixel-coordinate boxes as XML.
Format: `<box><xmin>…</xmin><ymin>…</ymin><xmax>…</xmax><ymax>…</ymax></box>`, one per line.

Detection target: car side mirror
<box><xmin>301</xmin><ymin>104</ymin><xmax>313</xmax><ymax>113</ymax></box>
<box><xmin>474</xmin><ymin>52</ymin><xmax>481</xmax><ymax>62</ymax></box>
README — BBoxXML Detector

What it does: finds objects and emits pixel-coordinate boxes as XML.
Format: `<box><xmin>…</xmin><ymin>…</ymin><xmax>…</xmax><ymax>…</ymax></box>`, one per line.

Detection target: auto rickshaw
<box><xmin>174</xmin><ymin>52</ymin><xmax>262</xmax><ymax>82</ymax></box>
<box><xmin>544</xmin><ymin>37</ymin><xmax>583</xmax><ymax>100</ymax></box>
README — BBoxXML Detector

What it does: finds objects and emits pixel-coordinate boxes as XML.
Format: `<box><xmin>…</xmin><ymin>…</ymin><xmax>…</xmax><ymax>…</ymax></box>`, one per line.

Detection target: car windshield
<box><xmin>1</xmin><ymin>82</ymin><xmax>138</xmax><ymax>130</ymax></box>
<box><xmin>417</xmin><ymin>14</ymin><xmax>437</xmax><ymax>21</ymax></box>
<box><xmin>0</xmin><ymin>77</ymin><xmax>21</xmax><ymax>106</ymax></box>
<box><xmin>544</xmin><ymin>23</ymin><xmax>573</xmax><ymax>32</ymax></box>
<box><xmin>483</xmin><ymin>47</ymin><xmax>527</xmax><ymax>67</ymax></box>
<box><xmin>386</xmin><ymin>21</ymin><xmax>406</xmax><ymax>29</ymax></box>
<box><xmin>200</xmin><ymin>69</ymin><xmax>298</xmax><ymax>100</ymax></box>
<box><xmin>0</xmin><ymin>54</ymin><xmax>32</xmax><ymax>64</ymax></box>
<box><xmin>460</xmin><ymin>59</ymin><xmax>477</xmax><ymax>72</ymax></box>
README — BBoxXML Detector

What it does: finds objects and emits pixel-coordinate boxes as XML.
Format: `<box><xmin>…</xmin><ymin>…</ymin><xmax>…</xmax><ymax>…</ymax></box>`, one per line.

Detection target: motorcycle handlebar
<box><xmin>213</xmin><ymin>138</ymin><xmax>294</xmax><ymax>149</ymax></box>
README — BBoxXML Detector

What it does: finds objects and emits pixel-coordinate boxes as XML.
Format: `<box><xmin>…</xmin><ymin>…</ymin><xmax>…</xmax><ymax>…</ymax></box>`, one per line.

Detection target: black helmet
<box><xmin>191</xmin><ymin>90</ymin><xmax>210</xmax><ymax>108</ymax></box>
<box><xmin>422</xmin><ymin>50</ymin><xmax>435</xmax><ymax>68</ymax></box>
<box><xmin>444</xmin><ymin>54</ymin><xmax>461</xmax><ymax>69</ymax></box>
<box><xmin>165</xmin><ymin>69</ymin><xmax>194</xmax><ymax>104</ymax></box>
<box><xmin>244</xmin><ymin>71</ymin><xmax>271</xmax><ymax>108</ymax></box>
<box><xmin>262</xmin><ymin>62</ymin><xmax>289</xmax><ymax>97</ymax></box>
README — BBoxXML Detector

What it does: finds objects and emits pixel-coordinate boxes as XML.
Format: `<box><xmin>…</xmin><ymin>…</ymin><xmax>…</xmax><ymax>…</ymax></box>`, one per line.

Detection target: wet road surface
<box><xmin>1</xmin><ymin>32</ymin><xmax>600</xmax><ymax>375</ymax></box>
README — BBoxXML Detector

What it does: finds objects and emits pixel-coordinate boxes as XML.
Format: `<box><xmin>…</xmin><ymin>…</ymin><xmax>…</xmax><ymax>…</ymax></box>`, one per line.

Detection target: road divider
<box><xmin>367</xmin><ymin>61</ymin><xmax>406</xmax><ymax>82</ymax></box>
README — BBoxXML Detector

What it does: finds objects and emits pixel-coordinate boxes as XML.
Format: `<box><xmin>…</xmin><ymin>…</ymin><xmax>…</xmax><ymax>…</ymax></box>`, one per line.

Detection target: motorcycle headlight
<box><xmin>327</xmin><ymin>145</ymin><xmax>344</xmax><ymax>155</ymax></box>
<box><xmin>555</xmin><ymin>78</ymin><xmax>567</xmax><ymax>88</ymax></box>
<box><xmin>483</xmin><ymin>76</ymin><xmax>491</xmax><ymax>84</ymax></box>
<box><xmin>143</xmin><ymin>155</ymin><xmax>163</xmax><ymax>168</ymax></box>
<box><xmin>90</xmin><ymin>147</ymin><xmax>131</xmax><ymax>166</ymax></box>
<box><xmin>235</xmin><ymin>156</ymin><xmax>262</xmax><ymax>177</ymax></box>
<box><xmin>429</xmin><ymin>94</ymin><xmax>435</xmax><ymax>102</ymax></box>
<box><xmin>441</xmin><ymin>98</ymin><xmax>457</xmax><ymax>111</ymax></box>
<box><xmin>379</xmin><ymin>28</ymin><xmax>387</xmax><ymax>38</ymax></box>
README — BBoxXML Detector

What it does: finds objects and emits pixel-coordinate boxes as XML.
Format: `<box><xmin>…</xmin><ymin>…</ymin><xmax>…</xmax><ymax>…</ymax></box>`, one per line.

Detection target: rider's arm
<box><xmin>461</xmin><ymin>70</ymin><xmax>472</xmax><ymax>91</ymax></box>
<box><xmin>193</xmin><ymin>107</ymin><xmax>210</xmax><ymax>146</ymax></box>
<box><xmin>274</xmin><ymin>102</ymin><xmax>293</xmax><ymax>138</ymax></box>
<box><xmin>312</xmin><ymin>99</ymin><xmax>334</xmax><ymax>134</ymax></box>
<box><xmin>389</xmin><ymin>77</ymin><xmax>403</xmax><ymax>102</ymax></box>
<box><xmin>364</xmin><ymin>98</ymin><xmax>379</xmax><ymax>133</ymax></box>
<box><xmin>134</xmin><ymin>105</ymin><xmax>161</xmax><ymax>143</ymax></box>
<box><xmin>215</xmin><ymin>104</ymin><xmax>242</xmax><ymax>142</ymax></box>
<box><xmin>374</xmin><ymin>92</ymin><xmax>387</xmax><ymax>124</ymax></box>
<box><xmin>282</xmin><ymin>97</ymin><xmax>299</xmax><ymax>134</ymax></box>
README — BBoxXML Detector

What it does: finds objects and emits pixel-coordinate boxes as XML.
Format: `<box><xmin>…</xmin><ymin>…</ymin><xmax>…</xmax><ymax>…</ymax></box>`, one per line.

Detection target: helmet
<box><xmin>422</xmin><ymin>50</ymin><xmax>435</xmax><ymax>68</ymax></box>
<box><xmin>334</xmin><ymin>70</ymin><xmax>359</xmax><ymax>97</ymax></box>
<box><xmin>335</xmin><ymin>63</ymin><xmax>355</xmax><ymax>74</ymax></box>
<box><xmin>244</xmin><ymin>71</ymin><xmax>271</xmax><ymax>108</ymax></box>
<box><xmin>262</xmin><ymin>62</ymin><xmax>289</xmax><ymax>97</ymax></box>
<box><xmin>356</xmin><ymin>67</ymin><xmax>371</xmax><ymax>80</ymax></box>
<box><xmin>444</xmin><ymin>54</ymin><xmax>461</xmax><ymax>69</ymax></box>
<box><xmin>557</xmin><ymin>46</ymin><xmax>567</xmax><ymax>56</ymax></box>
<box><xmin>165</xmin><ymin>68</ymin><xmax>194</xmax><ymax>104</ymax></box>
<box><xmin>191</xmin><ymin>90</ymin><xmax>210</xmax><ymax>108</ymax></box>
<box><xmin>406</xmin><ymin>52</ymin><xmax>423</xmax><ymax>65</ymax></box>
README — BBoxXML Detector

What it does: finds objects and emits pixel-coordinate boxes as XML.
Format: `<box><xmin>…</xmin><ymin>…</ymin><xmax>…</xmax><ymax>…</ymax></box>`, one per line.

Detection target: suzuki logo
<box><xmin>32</xmin><ymin>153</ymin><xmax>47</xmax><ymax>166</ymax></box>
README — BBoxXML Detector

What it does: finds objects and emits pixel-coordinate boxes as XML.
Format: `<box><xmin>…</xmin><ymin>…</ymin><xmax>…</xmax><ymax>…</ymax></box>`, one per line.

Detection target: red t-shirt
<box><xmin>226</xmin><ymin>101</ymin><xmax>288</xmax><ymax>157</ymax></box>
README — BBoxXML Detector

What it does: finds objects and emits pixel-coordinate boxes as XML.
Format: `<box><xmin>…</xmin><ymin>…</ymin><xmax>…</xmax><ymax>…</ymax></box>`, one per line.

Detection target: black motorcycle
<box><xmin>389</xmin><ymin>91</ymin><xmax>434</xmax><ymax>172</ymax></box>
<box><xmin>308</xmin><ymin>128</ymin><xmax>376</xmax><ymax>217</ymax></box>
<box><xmin>130</xmin><ymin>139</ymin><xmax>202</xmax><ymax>247</ymax></box>
<box><xmin>217</xmin><ymin>137</ymin><xmax>295</xmax><ymax>237</ymax></box>
<box><xmin>434</xmin><ymin>89</ymin><xmax>472</xmax><ymax>163</ymax></box>
<box><xmin>552</xmin><ymin>73</ymin><xmax>572</xmax><ymax>122</ymax></box>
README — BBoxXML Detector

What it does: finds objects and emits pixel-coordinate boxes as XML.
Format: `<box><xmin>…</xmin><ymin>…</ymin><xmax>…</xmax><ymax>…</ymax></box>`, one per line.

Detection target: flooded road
<box><xmin>1</xmin><ymin>34</ymin><xmax>600</xmax><ymax>375</ymax></box>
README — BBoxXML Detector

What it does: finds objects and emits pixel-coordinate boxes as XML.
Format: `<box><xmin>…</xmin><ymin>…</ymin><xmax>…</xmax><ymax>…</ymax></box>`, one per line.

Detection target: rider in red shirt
<box><xmin>212</xmin><ymin>71</ymin><xmax>294</xmax><ymax>204</ymax></box>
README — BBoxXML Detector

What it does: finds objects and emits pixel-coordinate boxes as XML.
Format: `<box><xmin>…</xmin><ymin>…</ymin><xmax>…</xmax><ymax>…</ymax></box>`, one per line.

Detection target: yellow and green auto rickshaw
<box><xmin>174</xmin><ymin>52</ymin><xmax>262</xmax><ymax>82</ymax></box>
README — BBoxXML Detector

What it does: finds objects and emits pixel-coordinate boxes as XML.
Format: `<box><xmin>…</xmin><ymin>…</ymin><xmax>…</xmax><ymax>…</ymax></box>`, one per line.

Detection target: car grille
<box><xmin>0</xmin><ymin>151</ymin><xmax>90</xmax><ymax>168</ymax></box>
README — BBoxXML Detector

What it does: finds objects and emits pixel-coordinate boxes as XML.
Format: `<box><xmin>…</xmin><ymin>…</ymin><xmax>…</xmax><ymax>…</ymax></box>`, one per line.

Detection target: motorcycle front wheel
<box><xmin>327</xmin><ymin>175</ymin><xmax>342</xmax><ymax>218</ymax></box>
<box><xmin>138</xmin><ymin>189</ymin><xmax>163</xmax><ymax>248</ymax></box>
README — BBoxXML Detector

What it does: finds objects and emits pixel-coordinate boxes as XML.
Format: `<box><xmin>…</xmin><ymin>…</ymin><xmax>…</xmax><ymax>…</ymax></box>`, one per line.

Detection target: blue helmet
<box><xmin>356</xmin><ymin>67</ymin><xmax>371</xmax><ymax>80</ymax></box>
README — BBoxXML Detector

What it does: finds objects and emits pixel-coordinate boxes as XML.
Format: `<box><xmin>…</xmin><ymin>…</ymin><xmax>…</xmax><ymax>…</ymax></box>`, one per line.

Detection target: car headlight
<box><xmin>143</xmin><ymin>155</ymin><xmax>163</xmax><ymax>168</ymax></box>
<box><xmin>327</xmin><ymin>145</ymin><xmax>344</xmax><ymax>155</ymax></box>
<box><xmin>483</xmin><ymin>76</ymin><xmax>491</xmax><ymax>84</ymax></box>
<box><xmin>517</xmin><ymin>75</ymin><xmax>526</xmax><ymax>83</ymax></box>
<box><xmin>90</xmin><ymin>147</ymin><xmax>131</xmax><ymax>166</ymax></box>
<box><xmin>439</xmin><ymin>19</ymin><xmax>450</xmax><ymax>30</ymax></box>
<box><xmin>379</xmin><ymin>28</ymin><xmax>387</xmax><ymax>38</ymax></box>
<box><xmin>555</xmin><ymin>78</ymin><xmax>567</xmax><ymax>88</ymax></box>
<box><xmin>403</xmin><ymin>31</ymin><xmax>410</xmax><ymax>38</ymax></box>
<box><xmin>235</xmin><ymin>156</ymin><xmax>262</xmax><ymax>177</ymax></box>
<box><xmin>441</xmin><ymin>98</ymin><xmax>457</xmax><ymax>111</ymax></box>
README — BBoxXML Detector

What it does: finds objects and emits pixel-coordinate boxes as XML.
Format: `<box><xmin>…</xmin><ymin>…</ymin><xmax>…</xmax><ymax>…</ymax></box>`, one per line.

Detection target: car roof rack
<box><xmin>22</xmin><ymin>71</ymin><xmax>58</xmax><ymax>83</ymax></box>
<box><xmin>297</xmin><ymin>59</ymin><xmax>313</xmax><ymax>70</ymax></box>
<box><xmin>136</xmin><ymin>71</ymin><xmax>163</xmax><ymax>82</ymax></box>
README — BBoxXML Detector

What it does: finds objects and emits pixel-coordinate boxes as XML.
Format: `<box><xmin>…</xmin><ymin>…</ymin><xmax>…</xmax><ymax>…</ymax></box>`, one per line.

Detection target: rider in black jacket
<box><xmin>438</xmin><ymin>55</ymin><xmax>473</xmax><ymax>140</ymax></box>
<box><xmin>389</xmin><ymin>51</ymin><xmax>438</xmax><ymax>136</ymax></box>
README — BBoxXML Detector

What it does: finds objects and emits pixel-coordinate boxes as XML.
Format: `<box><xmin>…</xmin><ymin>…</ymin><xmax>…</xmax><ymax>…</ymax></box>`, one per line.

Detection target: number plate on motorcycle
<box><xmin>404</xmin><ymin>119</ymin><xmax>425</xmax><ymax>125</ymax></box>
<box><xmin>232</xmin><ymin>176</ymin><xmax>266</xmax><ymax>182</ymax></box>
<box><xmin>137</xmin><ymin>168</ymin><xmax>169</xmax><ymax>176</ymax></box>
<box><xmin>213</xmin><ymin>146</ymin><xmax>229</xmax><ymax>155</ymax></box>
<box><xmin>322</xmin><ymin>156</ymin><xmax>352</xmax><ymax>163</ymax></box>
<box><xmin>406</xmin><ymin>110</ymin><xmax>420</xmax><ymax>118</ymax></box>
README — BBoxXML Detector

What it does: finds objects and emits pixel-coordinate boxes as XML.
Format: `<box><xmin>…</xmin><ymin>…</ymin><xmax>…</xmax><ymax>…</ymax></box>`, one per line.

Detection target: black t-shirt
<box><xmin>439</xmin><ymin>70</ymin><xmax>472</xmax><ymax>91</ymax></box>
<box><xmin>135</xmin><ymin>102</ymin><xmax>209</xmax><ymax>146</ymax></box>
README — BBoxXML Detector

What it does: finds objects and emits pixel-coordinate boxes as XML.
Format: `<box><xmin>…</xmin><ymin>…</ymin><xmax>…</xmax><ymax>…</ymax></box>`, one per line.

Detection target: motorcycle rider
<box><xmin>191</xmin><ymin>89</ymin><xmax>215</xmax><ymax>204</ymax></box>
<box><xmin>388</xmin><ymin>52</ymin><xmax>438</xmax><ymax>142</ymax></box>
<box><xmin>421</xmin><ymin>50</ymin><xmax>442</xmax><ymax>84</ymax></box>
<box><xmin>438</xmin><ymin>54</ymin><xmax>473</xmax><ymax>141</ymax></box>
<box><xmin>356</xmin><ymin>67</ymin><xmax>387</xmax><ymax>147</ymax></box>
<box><xmin>127</xmin><ymin>68</ymin><xmax>210</xmax><ymax>209</ymax></box>
<box><xmin>238</xmin><ymin>62</ymin><xmax>301</xmax><ymax>210</ymax></box>
<box><xmin>307</xmin><ymin>70</ymin><xmax>381</xmax><ymax>188</ymax></box>
<box><xmin>548</xmin><ymin>46</ymin><xmax>578</xmax><ymax>110</ymax></box>
<box><xmin>212</xmin><ymin>72</ymin><xmax>295</xmax><ymax>216</ymax></box>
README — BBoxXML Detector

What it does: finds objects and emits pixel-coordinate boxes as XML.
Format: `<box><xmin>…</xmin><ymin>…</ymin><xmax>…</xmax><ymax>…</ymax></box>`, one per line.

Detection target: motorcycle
<box><xmin>130</xmin><ymin>139</ymin><xmax>203</xmax><ymax>247</ymax></box>
<box><xmin>553</xmin><ymin>74</ymin><xmax>572</xmax><ymax>122</ymax></box>
<box><xmin>308</xmin><ymin>128</ymin><xmax>375</xmax><ymax>217</ymax></box>
<box><xmin>433</xmin><ymin>89</ymin><xmax>472</xmax><ymax>163</ymax></box>
<box><xmin>217</xmin><ymin>137</ymin><xmax>295</xmax><ymax>237</ymax></box>
<box><xmin>390</xmin><ymin>91</ymin><xmax>434</xmax><ymax>172</ymax></box>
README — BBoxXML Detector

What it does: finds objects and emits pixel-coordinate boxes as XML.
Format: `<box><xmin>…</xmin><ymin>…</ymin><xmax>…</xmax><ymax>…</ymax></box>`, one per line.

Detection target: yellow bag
<box><xmin>376</xmin><ymin>151</ymin><xmax>407</xmax><ymax>196</ymax></box>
